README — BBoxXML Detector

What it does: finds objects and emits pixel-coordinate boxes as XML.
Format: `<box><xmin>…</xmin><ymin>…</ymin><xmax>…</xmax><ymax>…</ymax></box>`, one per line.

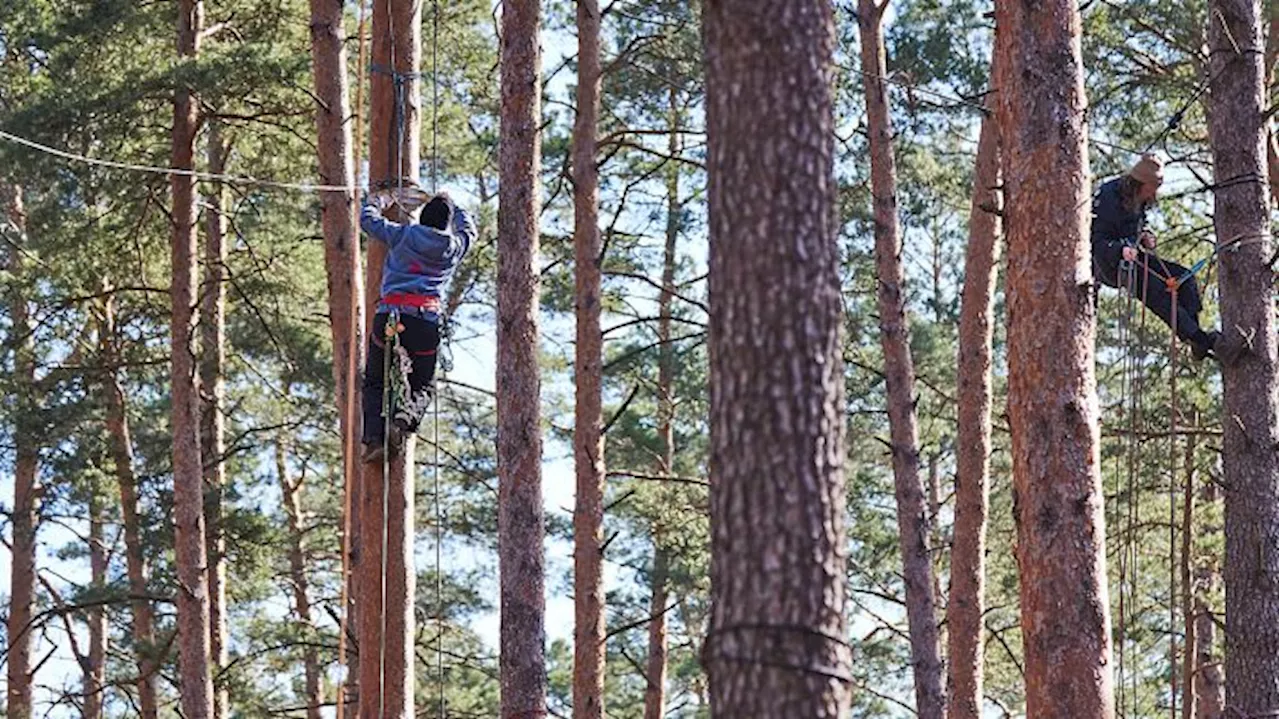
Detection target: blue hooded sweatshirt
<box><xmin>360</xmin><ymin>201</ymin><xmax>476</xmax><ymax>321</ymax></box>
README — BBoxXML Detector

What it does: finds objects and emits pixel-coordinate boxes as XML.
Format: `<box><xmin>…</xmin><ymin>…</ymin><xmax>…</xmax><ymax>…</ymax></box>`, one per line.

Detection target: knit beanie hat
<box><xmin>1128</xmin><ymin>153</ymin><xmax>1164</xmax><ymax>186</ymax></box>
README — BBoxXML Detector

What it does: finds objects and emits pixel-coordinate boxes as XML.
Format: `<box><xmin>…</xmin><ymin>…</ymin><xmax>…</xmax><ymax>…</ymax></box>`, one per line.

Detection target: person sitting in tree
<box><xmin>1091</xmin><ymin>153</ymin><xmax>1229</xmax><ymax>362</ymax></box>
<box><xmin>360</xmin><ymin>189</ymin><xmax>475</xmax><ymax>461</ymax></box>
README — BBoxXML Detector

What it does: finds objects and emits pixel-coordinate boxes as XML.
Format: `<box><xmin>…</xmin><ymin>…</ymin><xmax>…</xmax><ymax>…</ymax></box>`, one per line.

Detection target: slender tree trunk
<box><xmin>1195</xmin><ymin>477</ymin><xmax>1225</xmax><ymax>719</ymax></box>
<box><xmin>4</xmin><ymin>181</ymin><xmax>37</xmax><ymax>719</ymax></box>
<box><xmin>101</xmin><ymin>294</ymin><xmax>160</xmax><ymax>719</ymax></box>
<box><xmin>1181</xmin><ymin>434</ymin><xmax>1198</xmax><ymax>719</ymax></box>
<box><xmin>1206</xmin><ymin>0</ymin><xmax>1280</xmax><ymax>715</ymax></box>
<box><xmin>857</xmin><ymin>2</ymin><xmax>944</xmax><ymax>714</ymax></box>
<box><xmin>171</xmin><ymin>0</ymin><xmax>215</xmax><ymax>714</ymax></box>
<box><xmin>498</xmin><ymin>2</ymin><xmax>548</xmax><ymax>716</ymax></box>
<box><xmin>276</xmin><ymin>428</ymin><xmax>324</xmax><ymax>719</ymax></box>
<box><xmin>643</xmin><ymin>545</ymin><xmax>670</xmax><ymax>719</ymax></box>
<box><xmin>308</xmin><ymin>2</ymin><xmax>363</xmax><ymax>711</ymax></box>
<box><xmin>360</xmin><ymin>0</ymin><xmax>420</xmax><ymax>717</ymax></box>
<box><xmin>643</xmin><ymin>89</ymin><xmax>682</xmax><ymax>719</ymax></box>
<box><xmin>84</xmin><ymin>489</ymin><xmax>108</xmax><ymax>719</ymax></box>
<box><xmin>1266</xmin><ymin>11</ymin><xmax>1277</xmax><ymax>206</ymax></box>
<box><xmin>995</xmin><ymin>0</ymin><xmax>1115</xmax><ymax>714</ymax></box>
<box><xmin>572</xmin><ymin>1</ymin><xmax>605</xmax><ymax>717</ymax></box>
<box><xmin>702</xmin><ymin>2</ymin><xmax>851</xmax><ymax>716</ymax></box>
<box><xmin>201</xmin><ymin>121</ymin><xmax>229</xmax><ymax>719</ymax></box>
<box><xmin>945</xmin><ymin>101</ymin><xmax>1001</xmax><ymax>719</ymax></box>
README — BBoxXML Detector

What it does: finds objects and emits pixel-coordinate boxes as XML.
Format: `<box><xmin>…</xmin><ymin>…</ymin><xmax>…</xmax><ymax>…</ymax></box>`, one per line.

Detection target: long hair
<box><xmin>1117</xmin><ymin>175</ymin><xmax>1147</xmax><ymax>214</ymax></box>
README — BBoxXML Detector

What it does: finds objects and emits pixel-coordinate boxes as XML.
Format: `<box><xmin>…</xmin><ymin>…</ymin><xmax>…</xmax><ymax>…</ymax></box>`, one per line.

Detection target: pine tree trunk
<box><xmin>360</xmin><ymin>0</ymin><xmax>420</xmax><ymax>716</ymax></box>
<box><xmin>201</xmin><ymin>121</ymin><xmax>230</xmax><ymax>719</ymax></box>
<box><xmin>101</xmin><ymin>294</ymin><xmax>160</xmax><ymax>719</ymax></box>
<box><xmin>995</xmin><ymin>0</ymin><xmax>1115</xmax><ymax>714</ymax></box>
<box><xmin>1181</xmin><ymin>435</ymin><xmax>1198</xmax><ymax>719</ymax></box>
<box><xmin>572</xmin><ymin>0</ymin><xmax>605</xmax><ymax>716</ymax></box>
<box><xmin>857</xmin><ymin>2</ymin><xmax>944</xmax><ymax>714</ymax></box>
<box><xmin>643</xmin><ymin>92</ymin><xmax>681</xmax><ymax>719</ymax></box>
<box><xmin>276</xmin><ymin>428</ymin><xmax>324</xmax><ymax>719</ymax></box>
<box><xmin>702</xmin><ymin>2</ymin><xmax>851</xmax><ymax>716</ymax></box>
<box><xmin>4</xmin><ymin>181</ymin><xmax>37</xmax><ymax>719</ymax></box>
<box><xmin>1206</xmin><ymin>0</ymin><xmax>1280</xmax><ymax>714</ymax></box>
<box><xmin>307</xmin><ymin>2</ymin><xmax>364</xmax><ymax>710</ymax></box>
<box><xmin>643</xmin><ymin>546</ymin><xmax>670</xmax><ymax>719</ymax></box>
<box><xmin>171</xmin><ymin>1</ymin><xmax>216</xmax><ymax>714</ymax></box>
<box><xmin>945</xmin><ymin>103</ymin><xmax>1001</xmax><ymax>719</ymax></box>
<box><xmin>498</xmin><ymin>1</ymin><xmax>548</xmax><ymax>716</ymax></box>
<box><xmin>84</xmin><ymin>489</ymin><xmax>108</xmax><ymax>719</ymax></box>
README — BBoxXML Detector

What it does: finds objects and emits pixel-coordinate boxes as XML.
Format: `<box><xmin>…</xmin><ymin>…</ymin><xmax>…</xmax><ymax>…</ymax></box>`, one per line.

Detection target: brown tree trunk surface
<box><xmin>101</xmin><ymin>295</ymin><xmax>160</xmax><ymax>719</ymax></box>
<box><xmin>702</xmin><ymin>2</ymin><xmax>851</xmax><ymax>716</ymax></box>
<box><xmin>945</xmin><ymin>101</ymin><xmax>1001</xmax><ymax>719</ymax></box>
<box><xmin>201</xmin><ymin>122</ymin><xmax>230</xmax><ymax>719</ymax></box>
<box><xmin>857</xmin><ymin>2</ymin><xmax>945</xmax><ymax>715</ymax></box>
<box><xmin>498</xmin><ymin>2</ymin><xmax>548</xmax><ymax>716</ymax></box>
<box><xmin>643</xmin><ymin>95</ymin><xmax>682</xmax><ymax>719</ymax></box>
<box><xmin>3</xmin><ymin>181</ymin><xmax>37</xmax><ymax>719</ymax></box>
<box><xmin>85</xmin><ymin>490</ymin><xmax>108</xmax><ymax>719</ymax></box>
<box><xmin>172</xmin><ymin>0</ymin><xmax>216</xmax><ymax>713</ymax></box>
<box><xmin>572</xmin><ymin>0</ymin><xmax>606</xmax><ymax>717</ymax></box>
<box><xmin>307</xmin><ymin>1</ymin><xmax>363</xmax><ymax>711</ymax></box>
<box><xmin>359</xmin><ymin>0</ymin><xmax>420</xmax><ymax>717</ymax></box>
<box><xmin>995</xmin><ymin>0</ymin><xmax>1115</xmax><ymax>715</ymax></box>
<box><xmin>276</xmin><ymin>429</ymin><xmax>324</xmax><ymax>719</ymax></box>
<box><xmin>1206</xmin><ymin>0</ymin><xmax>1280</xmax><ymax>714</ymax></box>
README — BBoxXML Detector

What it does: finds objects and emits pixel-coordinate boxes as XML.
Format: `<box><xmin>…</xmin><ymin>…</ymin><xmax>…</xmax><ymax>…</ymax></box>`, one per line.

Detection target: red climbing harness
<box><xmin>382</xmin><ymin>291</ymin><xmax>442</xmax><ymax>314</ymax></box>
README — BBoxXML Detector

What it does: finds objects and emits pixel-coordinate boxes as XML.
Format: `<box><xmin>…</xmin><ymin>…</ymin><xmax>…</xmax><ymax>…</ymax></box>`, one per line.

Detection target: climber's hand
<box><xmin>1122</xmin><ymin>245</ymin><xmax>1139</xmax><ymax>263</ymax></box>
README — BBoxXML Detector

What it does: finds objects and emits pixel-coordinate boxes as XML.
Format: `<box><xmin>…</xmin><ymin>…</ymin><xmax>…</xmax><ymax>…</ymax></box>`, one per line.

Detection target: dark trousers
<box><xmin>362</xmin><ymin>311</ymin><xmax>440</xmax><ymax>444</ymax></box>
<box><xmin>1105</xmin><ymin>254</ymin><xmax>1208</xmax><ymax>347</ymax></box>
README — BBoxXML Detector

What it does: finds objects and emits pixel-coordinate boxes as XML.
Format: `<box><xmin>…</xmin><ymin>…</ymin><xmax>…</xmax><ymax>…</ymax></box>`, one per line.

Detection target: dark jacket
<box><xmin>1091</xmin><ymin>177</ymin><xmax>1147</xmax><ymax>287</ymax></box>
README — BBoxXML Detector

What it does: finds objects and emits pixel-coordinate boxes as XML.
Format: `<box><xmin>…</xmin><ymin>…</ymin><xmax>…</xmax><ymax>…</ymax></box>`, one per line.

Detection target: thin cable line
<box><xmin>0</xmin><ymin>128</ymin><xmax>358</xmax><ymax>193</ymax></box>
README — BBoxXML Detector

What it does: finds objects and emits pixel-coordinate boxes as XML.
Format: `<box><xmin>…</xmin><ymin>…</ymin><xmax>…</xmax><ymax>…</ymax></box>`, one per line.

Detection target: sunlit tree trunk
<box><xmin>995</xmin><ymin>0</ymin><xmax>1115</xmax><ymax>713</ymax></box>
<box><xmin>702</xmin><ymin>1</ymin><xmax>851</xmax><ymax>715</ymax></box>
<box><xmin>84</xmin><ymin>488</ymin><xmax>108</xmax><ymax>719</ymax></box>
<box><xmin>4</xmin><ymin>181</ymin><xmax>37</xmax><ymax>719</ymax></box>
<box><xmin>275</xmin><ymin>426</ymin><xmax>324</xmax><ymax>719</ymax></box>
<box><xmin>201</xmin><ymin>120</ymin><xmax>230</xmax><ymax>719</ymax></box>
<box><xmin>498</xmin><ymin>1</ymin><xmax>548</xmax><ymax>716</ymax></box>
<box><xmin>171</xmin><ymin>0</ymin><xmax>215</xmax><ymax>714</ymax></box>
<box><xmin>857</xmin><ymin>2</ymin><xmax>945</xmax><ymax>714</ymax></box>
<box><xmin>1206</xmin><ymin>0</ymin><xmax>1280</xmax><ymax>714</ymax></box>
<box><xmin>360</xmin><ymin>0</ymin><xmax>420</xmax><ymax>716</ymax></box>
<box><xmin>946</xmin><ymin>98</ymin><xmax>1001</xmax><ymax>719</ymax></box>
<box><xmin>101</xmin><ymin>293</ymin><xmax>160</xmax><ymax>719</ymax></box>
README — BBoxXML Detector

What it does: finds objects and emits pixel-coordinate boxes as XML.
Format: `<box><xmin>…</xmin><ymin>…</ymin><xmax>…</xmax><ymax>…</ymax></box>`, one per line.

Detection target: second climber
<box><xmin>1091</xmin><ymin>153</ymin><xmax>1234</xmax><ymax>363</ymax></box>
<box><xmin>360</xmin><ymin>189</ymin><xmax>476</xmax><ymax>462</ymax></box>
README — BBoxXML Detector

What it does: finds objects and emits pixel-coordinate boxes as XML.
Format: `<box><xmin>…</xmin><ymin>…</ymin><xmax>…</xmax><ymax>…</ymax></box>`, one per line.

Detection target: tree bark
<box><xmin>360</xmin><ymin>0</ymin><xmax>420</xmax><ymax>717</ymax></box>
<box><xmin>995</xmin><ymin>0</ymin><xmax>1115</xmax><ymax>714</ymax></box>
<box><xmin>1182</xmin><ymin>434</ymin><xmax>1198</xmax><ymax>719</ymax></box>
<box><xmin>643</xmin><ymin>90</ymin><xmax>682</xmax><ymax>719</ymax></box>
<box><xmin>945</xmin><ymin>100</ymin><xmax>1001</xmax><ymax>719</ymax></box>
<box><xmin>307</xmin><ymin>1</ymin><xmax>363</xmax><ymax>711</ymax></box>
<box><xmin>1194</xmin><ymin>477</ymin><xmax>1225</xmax><ymax>719</ymax></box>
<box><xmin>171</xmin><ymin>0</ymin><xmax>216</xmax><ymax>715</ymax></box>
<box><xmin>1206</xmin><ymin>0</ymin><xmax>1280</xmax><ymax>715</ymax></box>
<box><xmin>276</xmin><ymin>428</ymin><xmax>324</xmax><ymax>719</ymax></box>
<box><xmin>201</xmin><ymin>120</ymin><xmax>230</xmax><ymax>719</ymax></box>
<box><xmin>101</xmin><ymin>294</ymin><xmax>160</xmax><ymax>719</ymax></box>
<box><xmin>702</xmin><ymin>2</ymin><xmax>851</xmax><ymax>716</ymax></box>
<box><xmin>572</xmin><ymin>0</ymin><xmax>606</xmax><ymax>717</ymax></box>
<box><xmin>84</xmin><ymin>489</ymin><xmax>108</xmax><ymax>719</ymax></box>
<box><xmin>857</xmin><ymin>2</ymin><xmax>945</xmax><ymax>715</ymax></box>
<box><xmin>4</xmin><ymin>181</ymin><xmax>37</xmax><ymax>719</ymax></box>
<box><xmin>498</xmin><ymin>1</ymin><xmax>548</xmax><ymax>716</ymax></box>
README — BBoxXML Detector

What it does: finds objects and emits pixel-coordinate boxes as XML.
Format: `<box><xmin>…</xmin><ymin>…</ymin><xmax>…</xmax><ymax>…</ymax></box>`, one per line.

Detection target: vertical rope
<box><xmin>1168</xmin><ymin>281</ymin><xmax>1179</xmax><ymax>719</ymax></box>
<box><xmin>431</xmin><ymin>3</ymin><xmax>446</xmax><ymax>716</ymax></box>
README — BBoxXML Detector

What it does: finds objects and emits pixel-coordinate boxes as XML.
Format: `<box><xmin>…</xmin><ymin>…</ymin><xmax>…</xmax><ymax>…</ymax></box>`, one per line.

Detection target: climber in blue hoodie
<box><xmin>360</xmin><ymin>190</ymin><xmax>475</xmax><ymax>460</ymax></box>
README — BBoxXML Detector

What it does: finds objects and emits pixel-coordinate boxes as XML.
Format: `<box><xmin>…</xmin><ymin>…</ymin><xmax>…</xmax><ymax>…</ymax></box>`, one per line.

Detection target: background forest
<box><xmin>1</xmin><ymin>0</ymin><xmax>1276</xmax><ymax>717</ymax></box>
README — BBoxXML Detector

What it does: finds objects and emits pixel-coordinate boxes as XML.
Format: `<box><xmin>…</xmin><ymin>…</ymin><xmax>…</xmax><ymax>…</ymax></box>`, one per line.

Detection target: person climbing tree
<box><xmin>1091</xmin><ymin>153</ymin><xmax>1229</xmax><ymax>361</ymax></box>
<box><xmin>359</xmin><ymin>191</ymin><xmax>474</xmax><ymax>462</ymax></box>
